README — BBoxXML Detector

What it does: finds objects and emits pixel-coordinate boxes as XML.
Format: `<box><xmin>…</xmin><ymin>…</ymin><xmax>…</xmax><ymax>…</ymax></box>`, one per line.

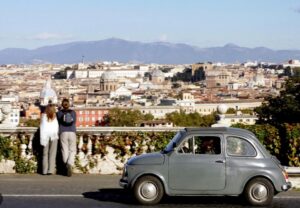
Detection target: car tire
<box><xmin>244</xmin><ymin>177</ymin><xmax>274</xmax><ymax>206</ymax></box>
<box><xmin>133</xmin><ymin>175</ymin><xmax>164</xmax><ymax>205</ymax></box>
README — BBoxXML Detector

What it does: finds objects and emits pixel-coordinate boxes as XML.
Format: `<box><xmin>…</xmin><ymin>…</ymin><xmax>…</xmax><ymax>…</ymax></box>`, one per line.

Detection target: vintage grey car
<box><xmin>120</xmin><ymin>127</ymin><xmax>291</xmax><ymax>206</ymax></box>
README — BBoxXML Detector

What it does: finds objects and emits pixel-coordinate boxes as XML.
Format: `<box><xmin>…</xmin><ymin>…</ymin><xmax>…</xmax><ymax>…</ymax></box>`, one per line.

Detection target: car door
<box><xmin>168</xmin><ymin>134</ymin><xmax>226</xmax><ymax>191</ymax></box>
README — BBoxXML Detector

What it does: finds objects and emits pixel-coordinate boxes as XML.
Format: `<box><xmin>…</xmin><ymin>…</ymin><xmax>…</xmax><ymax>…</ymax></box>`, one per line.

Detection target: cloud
<box><xmin>30</xmin><ymin>32</ymin><xmax>73</xmax><ymax>40</ymax></box>
<box><xmin>159</xmin><ymin>34</ymin><xmax>168</xmax><ymax>42</ymax></box>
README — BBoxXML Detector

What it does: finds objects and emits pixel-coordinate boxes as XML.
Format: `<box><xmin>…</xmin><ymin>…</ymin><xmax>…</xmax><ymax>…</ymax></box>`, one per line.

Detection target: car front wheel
<box><xmin>244</xmin><ymin>177</ymin><xmax>274</xmax><ymax>206</ymax></box>
<box><xmin>133</xmin><ymin>175</ymin><xmax>164</xmax><ymax>205</ymax></box>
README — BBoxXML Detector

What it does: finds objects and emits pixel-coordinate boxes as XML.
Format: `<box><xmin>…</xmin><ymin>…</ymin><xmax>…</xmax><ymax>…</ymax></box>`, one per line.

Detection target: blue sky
<box><xmin>1</xmin><ymin>0</ymin><xmax>300</xmax><ymax>50</ymax></box>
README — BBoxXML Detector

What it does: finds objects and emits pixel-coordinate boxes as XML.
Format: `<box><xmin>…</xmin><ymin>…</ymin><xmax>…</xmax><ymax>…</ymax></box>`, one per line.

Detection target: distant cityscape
<box><xmin>0</xmin><ymin>59</ymin><xmax>300</xmax><ymax>128</ymax></box>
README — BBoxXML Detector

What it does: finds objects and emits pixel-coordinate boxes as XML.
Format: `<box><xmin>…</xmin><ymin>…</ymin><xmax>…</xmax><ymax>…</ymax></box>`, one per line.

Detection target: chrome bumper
<box><xmin>282</xmin><ymin>182</ymin><xmax>292</xmax><ymax>191</ymax></box>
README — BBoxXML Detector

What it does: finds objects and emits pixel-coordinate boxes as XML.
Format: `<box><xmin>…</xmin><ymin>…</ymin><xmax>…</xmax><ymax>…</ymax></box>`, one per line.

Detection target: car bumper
<box><xmin>119</xmin><ymin>178</ymin><xmax>128</xmax><ymax>188</ymax></box>
<box><xmin>282</xmin><ymin>182</ymin><xmax>292</xmax><ymax>191</ymax></box>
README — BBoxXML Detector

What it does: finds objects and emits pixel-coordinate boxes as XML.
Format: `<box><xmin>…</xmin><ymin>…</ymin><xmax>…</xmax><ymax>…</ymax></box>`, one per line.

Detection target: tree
<box><xmin>19</xmin><ymin>118</ymin><xmax>40</xmax><ymax>127</ymax></box>
<box><xmin>107</xmin><ymin>108</ymin><xmax>154</xmax><ymax>126</ymax></box>
<box><xmin>226</xmin><ymin>108</ymin><xmax>236</xmax><ymax>114</ymax></box>
<box><xmin>226</xmin><ymin>108</ymin><xmax>253</xmax><ymax>114</ymax></box>
<box><xmin>165</xmin><ymin>110</ymin><xmax>216</xmax><ymax>127</ymax></box>
<box><xmin>255</xmin><ymin>77</ymin><xmax>300</xmax><ymax>125</ymax></box>
<box><xmin>293</xmin><ymin>67</ymin><xmax>300</xmax><ymax>77</ymax></box>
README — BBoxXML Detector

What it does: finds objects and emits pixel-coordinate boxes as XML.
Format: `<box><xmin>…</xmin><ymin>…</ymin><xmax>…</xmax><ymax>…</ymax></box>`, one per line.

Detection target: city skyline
<box><xmin>1</xmin><ymin>0</ymin><xmax>300</xmax><ymax>50</ymax></box>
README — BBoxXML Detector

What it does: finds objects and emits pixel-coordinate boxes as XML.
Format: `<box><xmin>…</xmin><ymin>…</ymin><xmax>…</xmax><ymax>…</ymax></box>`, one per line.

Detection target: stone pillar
<box><xmin>211</xmin><ymin>104</ymin><xmax>231</xmax><ymax>127</ymax></box>
<box><xmin>0</xmin><ymin>103</ymin><xmax>13</xmax><ymax>128</ymax></box>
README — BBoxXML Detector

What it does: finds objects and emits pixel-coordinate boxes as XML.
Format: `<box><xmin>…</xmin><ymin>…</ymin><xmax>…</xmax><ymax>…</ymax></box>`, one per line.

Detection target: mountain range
<box><xmin>1</xmin><ymin>38</ymin><xmax>300</xmax><ymax>64</ymax></box>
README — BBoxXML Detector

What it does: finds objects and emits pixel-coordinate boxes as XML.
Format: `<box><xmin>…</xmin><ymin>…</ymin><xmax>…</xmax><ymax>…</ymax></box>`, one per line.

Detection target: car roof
<box><xmin>184</xmin><ymin>127</ymin><xmax>256</xmax><ymax>138</ymax></box>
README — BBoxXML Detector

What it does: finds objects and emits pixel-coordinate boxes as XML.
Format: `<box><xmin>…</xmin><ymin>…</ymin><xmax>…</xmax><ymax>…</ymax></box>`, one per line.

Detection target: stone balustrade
<box><xmin>0</xmin><ymin>127</ymin><xmax>180</xmax><ymax>174</ymax></box>
<box><xmin>1</xmin><ymin>127</ymin><xmax>300</xmax><ymax>181</ymax></box>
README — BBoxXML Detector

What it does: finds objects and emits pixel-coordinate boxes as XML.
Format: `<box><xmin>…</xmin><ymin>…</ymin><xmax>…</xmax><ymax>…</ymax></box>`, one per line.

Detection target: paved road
<box><xmin>0</xmin><ymin>174</ymin><xmax>299</xmax><ymax>208</ymax></box>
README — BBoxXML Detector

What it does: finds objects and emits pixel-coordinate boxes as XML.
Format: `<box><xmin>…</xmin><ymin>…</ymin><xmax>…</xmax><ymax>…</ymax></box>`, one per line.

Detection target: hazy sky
<box><xmin>1</xmin><ymin>0</ymin><xmax>300</xmax><ymax>50</ymax></box>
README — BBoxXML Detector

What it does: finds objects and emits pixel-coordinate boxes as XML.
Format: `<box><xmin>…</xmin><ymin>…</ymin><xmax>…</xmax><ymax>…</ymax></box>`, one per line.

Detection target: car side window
<box><xmin>195</xmin><ymin>136</ymin><xmax>221</xmax><ymax>155</ymax></box>
<box><xmin>178</xmin><ymin>137</ymin><xmax>193</xmax><ymax>154</ymax></box>
<box><xmin>178</xmin><ymin>136</ymin><xmax>221</xmax><ymax>155</ymax></box>
<box><xmin>226</xmin><ymin>136</ymin><xmax>256</xmax><ymax>157</ymax></box>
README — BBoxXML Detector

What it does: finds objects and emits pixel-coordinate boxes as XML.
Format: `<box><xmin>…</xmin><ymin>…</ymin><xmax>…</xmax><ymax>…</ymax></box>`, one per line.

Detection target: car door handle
<box><xmin>215</xmin><ymin>160</ymin><xmax>225</xmax><ymax>164</ymax></box>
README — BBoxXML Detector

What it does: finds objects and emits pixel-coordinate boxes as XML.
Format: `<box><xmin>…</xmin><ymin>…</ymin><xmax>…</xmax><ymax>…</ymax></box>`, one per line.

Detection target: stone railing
<box><xmin>1</xmin><ymin>127</ymin><xmax>300</xmax><ymax>181</ymax></box>
<box><xmin>0</xmin><ymin>127</ymin><xmax>181</xmax><ymax>174</ymax></box>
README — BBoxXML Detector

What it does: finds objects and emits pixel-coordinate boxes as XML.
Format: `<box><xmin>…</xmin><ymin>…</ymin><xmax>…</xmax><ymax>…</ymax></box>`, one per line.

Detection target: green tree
<box><xmin>165</xmin><ymin>110</ymin><xmax>215</xmax><ymax>127</ymax></box>
<box><xmin>226</xmin><ymin>108</ymin><xmax>253</xmax><ymax>114</ymax></box>
<box><xmin>107</xmin><ymin>108</ymin><xmax>153</xmax><ymax>126</ymax></box>
<box><xmin>20</xmin><ymin>118</ymin><xmax>40</xmax><ymax>127</ymax></box>
<box><xmin>255</xmin><ymin>77</ymin><xmax>300</xmax><ymax>125</ymax></box>
<box><xmin>226</xmin><ymin>108</ymin><xmax>236</xmax><ymax>114</ymax></box>
<box><xmin>293</xmin><ymin>67</ymin><xmax>300</xmax><ymax>77</ymax></box>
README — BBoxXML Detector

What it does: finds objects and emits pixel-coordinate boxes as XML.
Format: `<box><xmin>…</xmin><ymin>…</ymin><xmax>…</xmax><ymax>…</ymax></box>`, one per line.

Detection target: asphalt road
<box><xmin>0</xmin><ymin>174</ymin><xmax>299</xmax><ymax>208</ymax></box>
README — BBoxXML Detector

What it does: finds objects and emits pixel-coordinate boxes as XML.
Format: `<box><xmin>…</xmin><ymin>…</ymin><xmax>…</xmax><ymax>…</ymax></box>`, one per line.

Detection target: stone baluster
<box><xmin>87</xmin><ymin>136</ymin><xmax>92</xmax><ymax>156</ymax></box>
<box><xmin>20</xmin><ymin>135</ymin><xmax>27</xmax><ymax>158</ymax></box>
<box><xmin>27</xmin><ymin>134</ymin><xmax>34</xmax><ymax>157</ymax></box>
<box><xmin>20</xmin><ymin>145</ymin><xmax>27</xmax><ymax>158</ymax></box>
<box><xmin>77</xmin><ymin>135</ymin><xmax>85</xmax><ymax>159</ymax></box>
<box><xmin>9</xmin><ymin>134</ymin><xmax>16</xmax><ymax>147</ymax></box>
<box><xmin>141</xmin><ymin>140</ymin><xmax>148</xmax><ymax>153</ymax></box>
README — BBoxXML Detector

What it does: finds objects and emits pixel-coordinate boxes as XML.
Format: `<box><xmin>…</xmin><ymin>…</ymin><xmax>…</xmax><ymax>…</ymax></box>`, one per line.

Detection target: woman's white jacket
<box><xmin>40</xmin><ymin>114</ymin><xmax>59</xmax><ymax>147</ymax></box>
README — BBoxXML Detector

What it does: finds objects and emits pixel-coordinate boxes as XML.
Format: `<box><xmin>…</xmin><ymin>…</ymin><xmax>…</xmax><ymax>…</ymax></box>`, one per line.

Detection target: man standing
<box><xmin>57</xmin><ymin>98</ymin><xmax>77</xmax><ymax>177</ymax></box>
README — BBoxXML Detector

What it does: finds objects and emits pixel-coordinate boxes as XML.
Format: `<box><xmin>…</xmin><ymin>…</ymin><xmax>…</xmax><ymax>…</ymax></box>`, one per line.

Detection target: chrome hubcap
<box><xmin>251</xmin><ymin>184</ymin><xmax>268</xmax><ymax>201</ymax></box>
<box><xmin>140</xmin><ymin>182</ymin><xmax>157</xmax><ymax>200</ymax></box>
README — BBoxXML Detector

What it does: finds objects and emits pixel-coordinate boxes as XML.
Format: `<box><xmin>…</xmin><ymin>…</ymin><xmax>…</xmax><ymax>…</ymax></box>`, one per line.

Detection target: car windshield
<box><xmin>163</xmin><ymin>131</ymin><xmax>183</xmax><ymax>153</ymax></box>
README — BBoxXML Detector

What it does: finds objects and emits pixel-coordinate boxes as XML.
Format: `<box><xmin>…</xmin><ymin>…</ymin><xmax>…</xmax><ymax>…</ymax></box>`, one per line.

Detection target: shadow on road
<box><xmin>0</xmin><ymin>193</ymin><xmax>3</xmax><ymax>206</ymax></box>
<box><xmin>82</xmin><ymin>188</ymin><xmax>251</xmax><ymax>207</ymax></box>
<box><xmin>82</xmin><ymin>188</ymin><xmax>135</xmax><ymax>204</ymax></box>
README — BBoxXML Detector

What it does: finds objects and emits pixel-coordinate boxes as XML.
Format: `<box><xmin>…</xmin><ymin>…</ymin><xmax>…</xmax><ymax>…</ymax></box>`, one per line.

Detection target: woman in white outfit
<box><xmin>40</xmin><ymin>104</ymin><xmax>59</xmax><ymax>175</ymax></box>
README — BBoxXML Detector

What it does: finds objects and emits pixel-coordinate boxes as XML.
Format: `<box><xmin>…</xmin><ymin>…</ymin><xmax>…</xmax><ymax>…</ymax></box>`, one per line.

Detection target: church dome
<box><xmin>40</xmin><ymin>79</ymin><xmax>57</xmax><ymax>99</ymax></box>
<box><xmin>101</xmin><ymin>70</ymin><xmax>117</xmax><ymax>81</ymax></box>
<box><xmin>151</xmin><ymin>69</ymin><xmax>164</xmax><ymax>77</ymax></box>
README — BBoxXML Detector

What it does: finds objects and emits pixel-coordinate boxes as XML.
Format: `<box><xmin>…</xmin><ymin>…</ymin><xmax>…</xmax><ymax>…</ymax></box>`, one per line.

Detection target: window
<box><xmin>195</xmin><ymin>136</ymin><xmax>221</xmax><ymax>154</ymax></box>
<box><xmin>178</xmin><ymin>137</ymin><xmax>193</xmax><ymax>154</ymax></box>
<box><xmin>178</xmin><ymin>136</ymin><xmax>221</xmax><ymax>155</ymax></box>
<box><xmin>226</xmin><ymin>136</ymin><xmax>256</xmax><ymax>157</ymax></box>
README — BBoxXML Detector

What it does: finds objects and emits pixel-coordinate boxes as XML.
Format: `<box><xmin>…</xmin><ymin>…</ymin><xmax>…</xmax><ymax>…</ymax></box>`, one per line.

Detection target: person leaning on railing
<box><xmin>56</xmin><ymin>98</ymin><xmax>77</xmax><ymax>177</ymax></box>
<box><xmin>40</xmin><ymin>103</ymin><xmax>59</xmax><ymax>175</ymax></box>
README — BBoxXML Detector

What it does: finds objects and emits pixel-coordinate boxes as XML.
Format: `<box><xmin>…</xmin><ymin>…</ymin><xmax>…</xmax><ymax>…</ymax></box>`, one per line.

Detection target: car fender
<box><xmin>130</xmin><ymin>171</ymin><xmax>170</xmax><ymax>195</ymax></box>
<box><xmin>240</xmin><ymin>171</ymin><xmax>279</xmax><ymax>193</ymax></box>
